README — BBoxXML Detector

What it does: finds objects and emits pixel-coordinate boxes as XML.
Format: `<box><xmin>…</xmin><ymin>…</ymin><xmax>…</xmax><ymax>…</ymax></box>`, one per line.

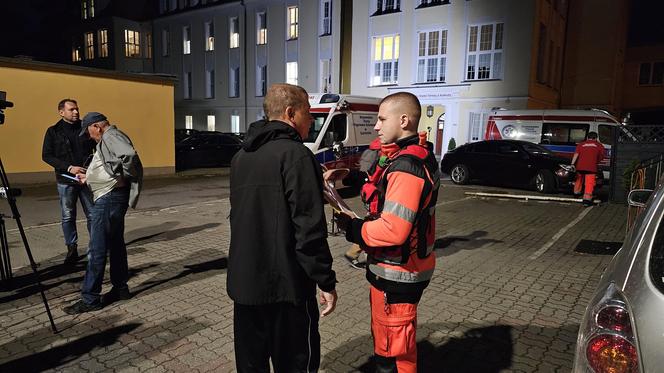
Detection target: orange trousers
<box><xmin>574</xmin><ymin>172</ymin><xmax>596</xmax><ymax>201</ymax></box>
<box><xmin>370</xmin><ymin>286</ymin><xmax>418</xmax><ymax>373</ymax></box>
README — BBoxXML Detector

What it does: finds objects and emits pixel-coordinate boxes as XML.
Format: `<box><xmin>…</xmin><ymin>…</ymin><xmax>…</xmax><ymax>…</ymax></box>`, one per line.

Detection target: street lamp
<box><xmin>426</xmin><ymin>105</ymin><xmax>434</xmax><ymax>118</ymax></box>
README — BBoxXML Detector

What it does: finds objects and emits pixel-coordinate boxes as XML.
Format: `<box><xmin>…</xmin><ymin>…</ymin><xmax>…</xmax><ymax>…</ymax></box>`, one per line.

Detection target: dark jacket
<box><xmin>227</xmin><ymin>120</ymin><xmax>336</xmax><ymax>305</ymax></box>
<box><xmin>42</xmin><ymin>119</ymin><xmax>95</xmax><ymax>184</ymax></box>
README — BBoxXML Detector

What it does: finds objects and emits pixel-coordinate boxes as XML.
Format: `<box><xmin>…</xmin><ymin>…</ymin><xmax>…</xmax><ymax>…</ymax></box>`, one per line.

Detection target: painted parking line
<box><xmin>528</xmin><ymin>206</ymin><xmax>594</xmax><ymax>260</ymax></box>
<box><xmin>436</xmin><ymin>196</ymin><xmax>472</xmax><ymax>207</ymax></box>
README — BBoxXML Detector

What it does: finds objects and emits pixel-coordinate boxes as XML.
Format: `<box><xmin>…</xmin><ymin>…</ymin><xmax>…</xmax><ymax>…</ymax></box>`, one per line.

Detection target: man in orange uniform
<box><xmin>336</xmin><ymin>92</ymin><xmax>440</xmax><ymax>372</ymax></box>
<box><xmin>571</xmin><ymin>131</ymin><xmax>606</xmax><ymax>206</ymax></box>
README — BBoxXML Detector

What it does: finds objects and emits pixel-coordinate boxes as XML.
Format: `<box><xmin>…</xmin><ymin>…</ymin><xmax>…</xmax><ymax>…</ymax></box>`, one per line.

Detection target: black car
<box><xmin>440</xmin><ymin>140</ymin><xmax>575</xmax><ymax>193</ymax></box>
<box><xmin>175</xmin><ymin>128</ymin><xmax>198</xmax><ymax>143</ymax></box>
<box><xmin>175</xmin><ymin>131</ymin><xmax>243</xmax><ymax>170</ymax></box>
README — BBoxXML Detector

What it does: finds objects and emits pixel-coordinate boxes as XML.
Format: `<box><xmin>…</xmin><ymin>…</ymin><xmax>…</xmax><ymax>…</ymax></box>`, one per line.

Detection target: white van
<box><xmin>484</xmin><ymin>109</ymin><xmax>623</xmax><ymax>178</ymax></box>
<box><xmin>306</xmin><ymin>93</ymin><xmax>381</xmax><ymax>187</ymax></box>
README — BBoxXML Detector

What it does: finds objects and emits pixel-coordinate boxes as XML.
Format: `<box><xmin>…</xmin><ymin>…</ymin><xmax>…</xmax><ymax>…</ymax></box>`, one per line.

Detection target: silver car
<box><xmin>573</xmin><ymin>185</ymin><xmax>664</xmax><ymax>373</ymax></box>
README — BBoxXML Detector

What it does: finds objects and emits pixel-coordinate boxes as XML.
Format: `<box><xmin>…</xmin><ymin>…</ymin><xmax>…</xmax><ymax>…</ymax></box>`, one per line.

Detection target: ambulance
<box><xmin>306</xmin><ymin>93</ymin><xmax>381</xmax><ymax>187</ymax></box>
<box><xmin>484</xmin><ymin>108</ymin><xmax>625</xmax><ymax>179</ymax></box>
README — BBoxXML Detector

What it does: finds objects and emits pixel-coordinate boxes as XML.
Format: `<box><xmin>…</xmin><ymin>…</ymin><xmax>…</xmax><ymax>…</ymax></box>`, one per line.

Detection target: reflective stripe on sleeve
<box><xmin>368</xmin><ymin>264</ymin><xmax>434</xmax><ymax>283</ymax></box>
<box><xmin>383</xmin><ymin>200</ymin><xmax>417</xmax><ymax>223</ymax></box>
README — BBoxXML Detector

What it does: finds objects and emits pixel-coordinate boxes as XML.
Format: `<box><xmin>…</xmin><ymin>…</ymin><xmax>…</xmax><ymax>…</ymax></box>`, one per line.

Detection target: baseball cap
<box><xmin>79</xmin><ymin>112</ymin><xmax>107</xmax><ymax>136</ymax></box>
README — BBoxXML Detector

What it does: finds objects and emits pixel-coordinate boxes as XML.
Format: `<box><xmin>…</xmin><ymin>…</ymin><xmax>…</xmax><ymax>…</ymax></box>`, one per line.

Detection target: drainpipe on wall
<box><xmin>241</xmin><ymin>0</ymin><xmax>248</xmax><ymax>132</ymax></box>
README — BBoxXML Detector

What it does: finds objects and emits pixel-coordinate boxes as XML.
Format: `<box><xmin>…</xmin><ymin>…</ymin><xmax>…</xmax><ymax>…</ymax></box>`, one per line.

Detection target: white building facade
<box><xmin>153</xmin><ymin>0</ymin><xmax>343</xmax><ymax>132</ymax></box>
<box><xmin>351</xmin><ymin>0</ymin><xmax>537</xmax><ymax>155</ymax></box>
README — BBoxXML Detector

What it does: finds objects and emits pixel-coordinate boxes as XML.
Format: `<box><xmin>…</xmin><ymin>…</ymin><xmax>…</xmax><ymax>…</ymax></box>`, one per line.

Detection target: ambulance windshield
<box><xmin>303</xmin><ymin>113</ymin><xmax>328</xmax><ymax>143</ymax></box>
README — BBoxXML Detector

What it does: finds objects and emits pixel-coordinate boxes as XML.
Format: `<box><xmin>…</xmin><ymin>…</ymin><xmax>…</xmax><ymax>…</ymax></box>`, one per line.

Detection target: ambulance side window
<box><xmin>321</xmin><ymin>114</ymin><xmax>347</xmax><ymax>148</ymax></box>
<box><xmin>598</xmin><ymin>125</ymin><xmax>615</xmax><ymax>145</ymax></box>
<box><xmin>541</xmin><ymin>123</ymin><xmax>588</xmax><ymax>145</ymax></box>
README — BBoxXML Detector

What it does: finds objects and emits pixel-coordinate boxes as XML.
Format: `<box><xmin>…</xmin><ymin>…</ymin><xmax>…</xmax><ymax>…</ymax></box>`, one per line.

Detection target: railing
<box><xmin>627</xmin><ymin>154</ymin><xmax>664</xmax><ymax>231</ymax></box>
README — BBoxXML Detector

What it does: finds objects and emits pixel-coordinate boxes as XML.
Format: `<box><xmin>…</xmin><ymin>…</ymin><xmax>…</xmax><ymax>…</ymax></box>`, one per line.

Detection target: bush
<box><xmin>447</xmin><ymin>137</ymin><xmax>456</xmax><ymax>151</ymax></box>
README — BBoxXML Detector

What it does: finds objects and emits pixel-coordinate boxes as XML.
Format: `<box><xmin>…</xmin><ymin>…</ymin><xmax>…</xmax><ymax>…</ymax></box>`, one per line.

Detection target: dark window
<box><xmin>639</xmin><ymin>63</ymin><xmax>652</xmax><ymax>85</ymax></box>
<box><xmin>598</xmin><ymin>125</ymin><xmax>615</xmax><ymax>145</ymax></box>
<box><xmin>536</xmin><ymin>24</ymin><xmax>547</xmax><ymax>84</ymax></box>
<box><xmin>496</xmin><ymin>142</ymin><xmax>519</xmax><ymax>154</ymax></box>
<box><xmin>522</xmin><ymin>143</ymin><xmax>552</xmax><ymax>156</ymax></box>
<box><xmin>471</xmin><ymin>141</ymin><xmax>494</xmax><ymax>153</ymax></box>
<box><xmin>321</xmin><ymin>114</ymin><xmax>347</xmax><ymax>147</ymax></box>
<box><xmin>653</xmin><ymin>62</ymin><xmax>664</xmax><ymax>85</ymax></box>
<box><xmin>304</xmin><ymin>113</ymin><xmax>328</xmax><ymax>143</ymax></box>
<box><xmin>219</xmin><ymin>135</ymin><xmax>240</xmax><ymax>145</ymax></box>
<box><xmin>541</xmin><ymin>123</ymin><xmax>589</xmax><ymax>145</ymax></box>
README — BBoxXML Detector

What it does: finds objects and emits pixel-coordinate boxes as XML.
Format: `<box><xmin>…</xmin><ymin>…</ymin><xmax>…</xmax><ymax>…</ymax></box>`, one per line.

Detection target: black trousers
<box><xmin>234</xmin><ymin>298</ymin><xmax>320</xmax><ymax>373</ymax></box>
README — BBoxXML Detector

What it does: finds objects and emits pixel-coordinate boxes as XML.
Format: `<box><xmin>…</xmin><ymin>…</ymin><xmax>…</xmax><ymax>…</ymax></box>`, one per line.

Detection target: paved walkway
<box><xmin>0</xmin><ymin>180</ymin><xmax>627</xmax><ymax>372</ymax></box>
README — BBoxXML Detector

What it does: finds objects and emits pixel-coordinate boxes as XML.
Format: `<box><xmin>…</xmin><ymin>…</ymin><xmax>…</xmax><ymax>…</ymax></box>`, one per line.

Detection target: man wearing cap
<box><xmin>42</xmin><ymin>99</ymin><xmax>95</xmax><ymax>264</ymax></box>
<box><xmin>63</xmin><ymin>112</ymin><xmax>143</xmax><ymax>314</ymax></box>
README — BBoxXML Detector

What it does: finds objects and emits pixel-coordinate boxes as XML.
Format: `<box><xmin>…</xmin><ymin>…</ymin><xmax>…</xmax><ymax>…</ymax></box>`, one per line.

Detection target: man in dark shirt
<box><xmin>42</xmin><ymin>99</ymin><xmax>95</xmax><ymax>264</ymax></box>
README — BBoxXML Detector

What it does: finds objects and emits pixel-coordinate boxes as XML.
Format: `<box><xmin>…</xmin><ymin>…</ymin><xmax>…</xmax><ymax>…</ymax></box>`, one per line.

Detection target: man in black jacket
<box><xmin>42</xmin><ymin>99</ymin><xmax>95</xmax><ymax>264</ymax></box>
<box><xmin>228</xmin><ymin>84</ymin><xmax>338</xmax><ymax>373</ymax></box>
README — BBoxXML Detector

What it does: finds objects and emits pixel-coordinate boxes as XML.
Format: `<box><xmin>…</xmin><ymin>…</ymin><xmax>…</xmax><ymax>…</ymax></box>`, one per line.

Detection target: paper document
<box><xmin>321</xmin><ymin>167</ymin><xmax>359</xmax><ymax>218</ymax></box>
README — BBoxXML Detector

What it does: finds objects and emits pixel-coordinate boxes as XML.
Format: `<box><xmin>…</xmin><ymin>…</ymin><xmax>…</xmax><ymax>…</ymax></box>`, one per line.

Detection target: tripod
<box><xmin>0</xmin><ymin>157</ymin><xmax>57</xmax><ymax>333</ymax></box>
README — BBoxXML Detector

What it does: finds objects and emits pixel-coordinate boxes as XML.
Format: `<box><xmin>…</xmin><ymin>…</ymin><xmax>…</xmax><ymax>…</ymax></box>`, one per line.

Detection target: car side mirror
<box><xmin>332</xmin><ymin>141</ymin><xmax>344</xmax><ymax>159</ymax></box>
<box><xmin>627</xmin><ymin>189</ymin><xmax>653</xmax><ymax>208</ymax></box>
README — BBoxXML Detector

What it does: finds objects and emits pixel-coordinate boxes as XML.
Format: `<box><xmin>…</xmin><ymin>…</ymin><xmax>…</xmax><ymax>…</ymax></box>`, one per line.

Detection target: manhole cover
<box><xmin>574</xmin><ymin>240</ymin><xmax>622</xmax><ymax>255</ymax></box>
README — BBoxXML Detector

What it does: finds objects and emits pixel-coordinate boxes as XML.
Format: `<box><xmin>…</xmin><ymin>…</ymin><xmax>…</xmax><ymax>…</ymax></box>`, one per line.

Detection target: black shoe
<box><xmin>63</xmin><ymin>300</ymin><xmax>102</xmax><ymax>315</ymax></box>
<box><xmin>64</xmin><ymin>244</ymin><xmax>80</xmax><ymax>265</ymax></box>
<box><xmin>582</xmin><ymin>199</ymin><xmax>594</xmax><ymax>207</ymax></box>
<box><xmin>344</xmin><ymin>254</ymin><xmax>366</xmax><ymax>269</ymax></box>
<box><xmin>102</xmin><ymin>287</ymin><xmax>131</xmax><ymax>305</ymax></box>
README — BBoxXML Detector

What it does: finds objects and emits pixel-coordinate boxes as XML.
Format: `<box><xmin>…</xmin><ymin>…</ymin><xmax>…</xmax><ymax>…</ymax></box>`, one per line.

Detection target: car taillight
<box><xmin>586</xmin><ymin>334</ymin><xmax>638</xmax><ymax>373</ymax></box>
<box><xmin>485</xmin><ymin>119</ymin><xmax>501</xmax><ymax>140</ymax></box>
<box><xmin>596</xmin><ymin>305</ymin><xmax>632</xmax><ymax>334</ymax></box>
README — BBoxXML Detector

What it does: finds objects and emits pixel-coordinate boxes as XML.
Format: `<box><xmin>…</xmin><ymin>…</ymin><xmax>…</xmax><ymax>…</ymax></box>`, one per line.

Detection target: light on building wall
<box><xmin>426</xmin><ymin>105</ymin><xmax>434</xmax><ymax>118</ymax></box>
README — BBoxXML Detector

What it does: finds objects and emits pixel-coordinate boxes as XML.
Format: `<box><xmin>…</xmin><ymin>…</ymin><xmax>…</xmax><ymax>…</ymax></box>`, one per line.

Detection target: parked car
<box><xmin>175</xmin><ymin>128</ymin><xmax>198</xmax><ymax>143</ymax></box>
<box><xmin>440</xmin><ymin>139</ymin><xmax>576</xmax><ymax>193</ymax></box>
<box><xmin>175</xmin><ymin>131</ymin><xmax>242</xmax><ymax>170</ymax></box>
<box><xmin>572</xmin><ymin>185</ymin><xmax>664</xmax><ymax>372</ymax></box>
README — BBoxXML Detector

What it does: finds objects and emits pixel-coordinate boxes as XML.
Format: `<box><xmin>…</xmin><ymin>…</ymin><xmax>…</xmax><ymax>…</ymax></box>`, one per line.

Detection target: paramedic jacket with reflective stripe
<box><xmin>346</xmin><ymin>134</ymin><xmax>439</xmax><ymax>295</ymax></box>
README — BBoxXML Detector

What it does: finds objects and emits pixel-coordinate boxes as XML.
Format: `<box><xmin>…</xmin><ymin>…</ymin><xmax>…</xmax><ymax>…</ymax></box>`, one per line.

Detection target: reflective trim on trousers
<box><xmin>368</xmin><ymin>264</ymin><xmax>434</xmax><ymax>283</ymax></box>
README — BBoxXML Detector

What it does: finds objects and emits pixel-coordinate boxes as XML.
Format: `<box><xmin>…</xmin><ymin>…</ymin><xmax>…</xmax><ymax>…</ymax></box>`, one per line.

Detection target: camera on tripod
<box><xmin>0</xmin><ymin>90</ymin><xmax>14</xmax><ymax>125</ymax></box>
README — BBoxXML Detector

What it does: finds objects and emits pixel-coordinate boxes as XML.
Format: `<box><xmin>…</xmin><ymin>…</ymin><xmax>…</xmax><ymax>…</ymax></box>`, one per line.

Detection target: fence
<box><xmin>626</xmin><ymin>154</ymin><xmax>664</xmax><ymax>231</ymax></box>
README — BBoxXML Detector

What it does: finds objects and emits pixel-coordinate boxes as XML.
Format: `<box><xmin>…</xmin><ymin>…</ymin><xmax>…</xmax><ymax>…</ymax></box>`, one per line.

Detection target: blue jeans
<box><xmin>81</xmin><ymin>188</ymin><xmax>130</xmax><ymax>305</ymax></box>
<box><xmin>56</xmin><ymin>183</ymin><xmax>93</xmax><ymax>247</ymax></box>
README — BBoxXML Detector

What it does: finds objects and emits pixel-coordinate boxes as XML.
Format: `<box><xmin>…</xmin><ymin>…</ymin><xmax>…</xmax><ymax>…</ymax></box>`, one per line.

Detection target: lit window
<box><xmin>257</xmin><ymin>12</ymin><xmax>267</xmax><ymax>45</ymax></box>
<box><xmin>205</xmin><ymin>21</ymin><xmax>215</xmax><ymax>51</ymax></box>
<box><xmin>257</xmin><ymin>65</ymin><xmax>267</xmax><ymax>96</ymax></box>
<box><xmin>468</xmin><ymin>112</ymin><xmax>489</xmax><ymax>142</ymax></box>
<box><xmin>84</xmin><ymin>32</ymin><xmax>94</xmax><ymax>59</ymax></box>
<box><xmin>371</xmin><ymin>34</ymin><xmax>399</xmax><ymax>85</ymax></box>
<box><xmin>72</xmin><ymin>47</ymin><xmax>82</xmax><ymax>62</ymax></box>
<box><xmin>320</xmin><ymin>59</ymin><xmax>331</xmax><ymax>92</ymax></box>
<box><xmin>231</xmin><ymin>114</ymin><xmax>240</xmax><ymax>133</ymax></box>
<box><xmin>230</xmin><ymin>67</ymin><xmax>240</xmax><ymax>97</ymax></box>
<box><xmin>466</xmin><ymin>22</ymin><xmax>503</xmax><ymax>80</ymax></box>
<box><xmin>146</xmin><ymin>32</ymin><xmax>152</xmax><ymax>59</ymax></box>
<box><xmin>183</xmin><ymin>26</ymin><xmax>191</xmax><ymax>54</ymax></box>
<box><xmin>206</xmin><ymin>69</ymin><xmax>215</xmax><ymax>98</ymax></box>
<box><xmin>124</xmin><ymin>30</ymin><xmax>141</xmax><ymax>58</ymax></box>
<box><xmin>416</xmin><ymin>30</ymin><xmax>447</xmax><ymax>83</ymax></box>
<box><xmin>320</xmin><ymin>0</ymin><xmax>331</xmax><ymax>35</ymax></box>
<box><xmin>162</xmin><ymin>29</ymin><xmax>170</xmax><ymax>56</ymax></box>
<box><xmin>287</xmin><ymin>6</ymin><xmax>299</xmax><ymax>40</ymax></box>
<box><xmin>207</xmin><ymin>115</ymin><xmax>216</xmax><ymax>131</ymax></box>
<box><xmin>98</xmin><ymin>29</ymin><xmax>108</xmax><ymax>57</ymax></box>
<box><xmin>90</xmin><ymin>0</ymin><xmax>95</xmax><ymax>18</ymax></box>
<box><xmin>81</xmin><ymin>0</ymin><xmax>94</xmax><ymax>19</ymax></box>
<box><xmin>230</xmin><ymin>17</ymin><xmax>239</xmax><ymax>48</ymax></box>
<box><xmin>286</xmin><ymin>62</ymin><xmax>298</xmax><ymax>85</ymax></box>
<box><xmin>185</xmin><ymin>115</ymin><xmax>193</xmax><ymax>129</ymax></box>
<box><xmin>183</xmin><ymin>71</ymin><xmax>192</xmax><ymax>99</ymax></box>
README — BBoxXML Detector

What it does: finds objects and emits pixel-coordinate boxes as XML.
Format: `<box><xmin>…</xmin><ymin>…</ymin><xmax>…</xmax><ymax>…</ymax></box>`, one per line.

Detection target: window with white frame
<box><xmin>207</xmin><ymin>115</ymin><xmax>216</xmax><ymax>131</ymax></box>
<box><xmin>417</xmin><ymin>30</ymin><xmax>447</xmax><ymax>83</ymax></box>
<box><xmin>146</xmin><ymin>32</ymin><xmax>152</xmax><ymax>59</ymax></box>
<box><xmin>98</xmin><ymin>29</ymin><xmax>108</xmax><ymax>57</ymax></box>
<box><xmin>466</xmin><ymin>22</ymin><xmax>503</xmax><ymax>80</ymax></box>
<box><xmin>206</xmin><ymin>69</ymin><xmax>215</xmax><ymax>98</ymax></box>
<box><xmin>230</xmin><ymin>67</ymin><xmax>240</xmax><ymax>97</ymax></box>
<box><xmin>468</xmin><ymin>112</ymin><xmax>489</xmax><ymax>142</ymax></box>
<box><xmin>185</xmin><ymin>115</ymin><xmax>193</xmax><ymax>129</ymax></box>
<box><xmin>320</xmin><ymin>59</ymin><xmax>332</xmax><ymax>92</ymax></box>
<box><xmin>286</xmin><ymin>62</ymin><xmax>298</xmax><ymax>85</ymax></box>
<box><xmin>287</xmin><ymin>6</ymin><xmax>299</xmax><ymax>40</ymax></box>
<box><xmin>72</xmin><ymin>46</ymin><xmax>82</xmax><ymax>62</ymax></box>
<box><xmin>230</xmin><ymin>17</ymin><xmax>239</xmax><ymax>48</ymax></box>
<box><xmin>416</xmin><ymin>0</ymin><xmax>447</xmax><ymax>7</ymax></box>
<box><xmin>639</xmin><ymin>62</ymin><xmax>664</xmax><ymax>85</ymax></box>
<box><xmin>205</xmin><ymin>21</ymin><xmax>215</xmax><ymax>51</ymax></box>
<box><xmin>231</xmin><ymin>114</ymin><xmax>240</xmax><ymax>133</ymax></box>
<box><xmin>162</xmin><ymin>29</ymin><xmax>170</xmax><ymax>56</ymax></box>
<box><xmin>371</xmin><ymin>34</ymin><xmax>399</xmax><ymax>85</ymax></box>
<box><xmin>183</xmin><ymin>26</ymin><xmax>191</xmax><ymax>54</ymax></box>
<box><xmin>124</xmin><ymin>30</ymin><xmax>141</xmax><ymax>58</ymax></box>
<box><xmin>84</xmin><ymin>32</ymin><xmax>94</xmax><ymax>59</ymax></box>
<box><xmin>375</xmin><ymin>0</ymin><xmax>401</xmax><ymax>14</ymax></box>
<box><xmin>257</xmin><ymin>12</ymin><xmax>267</xmax><ymax>45</ymax></box>
<box><xmin>320</xmin><ymin>0</ymin><xmax>331</xmax><ymax>35</ymax></box>
<box><xmin>257</xmin><ymin>65</ymin><xmax>267</xmax><ymax>96</ymax></box>
<box><xmin>183</xmin><ymin>71</ymin><xmax>192</xmax><ymax>99</ymax></box>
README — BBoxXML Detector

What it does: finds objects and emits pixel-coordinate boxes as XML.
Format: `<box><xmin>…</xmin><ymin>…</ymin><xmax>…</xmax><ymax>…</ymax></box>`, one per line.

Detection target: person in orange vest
<box><xmin>571</xmin><ymin>131</ymin><xmax>606</xmax><ymax>206</ymax></box>
<box><xmin>336</xmin><ymin>92</ymin><xmax>440</xmax><ymax>373</ymax></box>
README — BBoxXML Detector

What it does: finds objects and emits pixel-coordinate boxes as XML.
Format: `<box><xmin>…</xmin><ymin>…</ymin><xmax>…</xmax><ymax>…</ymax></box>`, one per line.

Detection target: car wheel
<box><xmin>534</xmin><ymin>170</ymin><xmax>556</xmax><ymax>194</ymax></box>
<box><xmin>450</xmin><ymin>164</ymin><xmax>470</xmax><ymax>185</ymax></box>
